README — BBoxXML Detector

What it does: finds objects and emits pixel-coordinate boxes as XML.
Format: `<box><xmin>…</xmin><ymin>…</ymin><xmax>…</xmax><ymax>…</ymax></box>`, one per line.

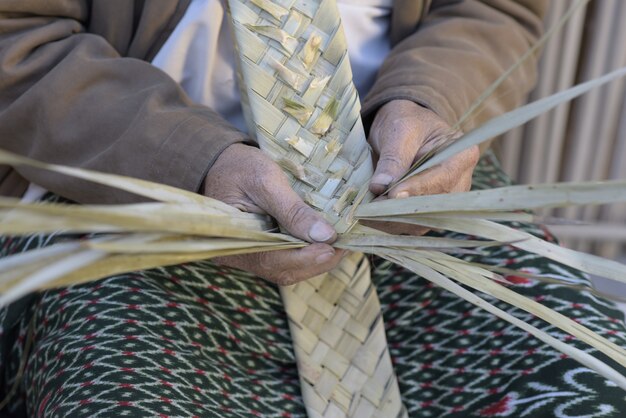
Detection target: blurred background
<box><xmin>493</xmin><ymin>0</ymin><xmax>626</xmax><ymax>303</ymax></box>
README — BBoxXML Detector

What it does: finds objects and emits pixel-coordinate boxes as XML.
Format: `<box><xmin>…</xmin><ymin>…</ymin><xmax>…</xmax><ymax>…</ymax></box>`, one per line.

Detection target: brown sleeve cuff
<box><xmin>150</xmin><ymin>115</ymin><xmax>250</xmax><ymax>196</ymax></box>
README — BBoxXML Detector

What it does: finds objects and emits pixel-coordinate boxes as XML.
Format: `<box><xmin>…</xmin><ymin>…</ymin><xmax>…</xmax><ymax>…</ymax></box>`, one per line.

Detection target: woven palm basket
<box><xmin>226</xmin><ymin>0</ymin><xmax>406</xmax><ymax>416</ymax></box>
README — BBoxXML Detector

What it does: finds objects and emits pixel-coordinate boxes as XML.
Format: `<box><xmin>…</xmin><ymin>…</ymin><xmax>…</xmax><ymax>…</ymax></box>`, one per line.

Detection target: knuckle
<box><xmin>251</xmin><ymin>169</ymin><xmax>274</xmax><ymax>195</ymax></box>
<box><xmin>433</xmin><ymin>119</ymin><xmax>454</xmax><ymax>134</ymax></box>
<box><xmin>378</xmin><ymin>119</ymin><xmax>415</xmax><ymax>142</ymax></box>
<box><xmin>441</xmin><ymin>168</ymin><xmax>457</xmax><ymax>193</ymax></box>
<box><xmin>378</xmin><ymin>153</ymin><xmax>407</xmax><ymax>173</ymax></box>
<box><xmin>419</xmin><ymin>173</ymin><xmax>448</xmax><ymax>196</ymax></box>
<box><xmin>250</xmin><ymin>171</ymin><xmax>289</xmax><ymax>209</ymax></box>
<box><xmin>249</xmin><ymin>157</ymin><xmax>281</xmax><ymax>187</ymax></box>
<box><xmin>466</xmin><ymin>145</ymin><xmax>480</xmax><ymax>165</ymax></box>
<box><xmin>388</xmin><ymin>115</ymin><xmax>415</xmax><ymax>133</ymax></box>
<box><xmin>285</xmin><ymin>202</ymin><xmax>312</xmax><ymax>226</ymax></box>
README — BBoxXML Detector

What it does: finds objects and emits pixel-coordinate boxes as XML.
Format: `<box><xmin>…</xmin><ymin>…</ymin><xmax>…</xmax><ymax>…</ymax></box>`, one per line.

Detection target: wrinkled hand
<box><xmin>367</xmin><ymin>100</ymin><xmax>479</xmax><ymax>235</ymax></box>
<box><xmin>204</xmin><ymin>143</ymin><xmax>344</xmax><ymax>285</ymax></box>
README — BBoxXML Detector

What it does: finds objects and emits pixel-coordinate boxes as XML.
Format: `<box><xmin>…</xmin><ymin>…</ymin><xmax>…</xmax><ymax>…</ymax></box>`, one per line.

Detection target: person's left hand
<box><xmin>367</xmin><ymin>99</ymin><xmax>479</xmax><ymax>235</ymax></box>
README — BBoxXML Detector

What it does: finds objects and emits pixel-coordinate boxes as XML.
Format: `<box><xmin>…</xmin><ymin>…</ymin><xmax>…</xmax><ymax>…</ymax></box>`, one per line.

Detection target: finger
<box><xmin>369</xmin><ymin>126</ymin><xmax>419</xmax><ymax>195</ymax></box>
<box><xmin>216</xmin><ymin>244</ymin><xmax>344</xmax><ymax>285</ymax></box>
<box><xmin>248</xmin><ymin>165</ymin><xmax>337</xmax><ymax>244</ymax></box>
<box><xmin>388</xmin><ymin>145</ymin><xmax>479</xmax><ymax>198</ymax></box>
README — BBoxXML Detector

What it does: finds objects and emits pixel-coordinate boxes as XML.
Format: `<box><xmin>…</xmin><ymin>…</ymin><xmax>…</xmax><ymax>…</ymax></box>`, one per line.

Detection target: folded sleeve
<box><xmin>0</xmin><ymin>1</ymin><xmax>249</xmax><ymax>203</ymax></box>
<box><xmin>361</xmin><ymin>0</ymin><xmax>547</xmax><ymax>136</ymax></box>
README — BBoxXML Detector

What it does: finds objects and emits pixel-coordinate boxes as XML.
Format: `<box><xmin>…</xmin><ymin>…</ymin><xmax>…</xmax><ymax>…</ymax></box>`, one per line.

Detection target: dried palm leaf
<box><xmin>1</xmin><ymin>0</ymin><xmax>626</xmax><ymax>397</ymax></box>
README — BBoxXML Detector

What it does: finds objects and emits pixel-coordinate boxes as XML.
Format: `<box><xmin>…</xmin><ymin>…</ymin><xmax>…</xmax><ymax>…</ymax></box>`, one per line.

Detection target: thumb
<box><xmin>277</xmin><ymin>197</ymin><xmax>337</xmax><ymax>244</ymax></box>
<box><xmin>369</xmin><ymin>138</ymin><xmax>415</xmax><ymax>195</ymax></box>
<box><xmin>275</xmin><ymin>198</ymin><xmax>337</xmax><ymax>244</ymax></box>
<box><xmin>253</xmin><ymin>174</ymin><xmax>337</xmax><ymax>244</ymax></box>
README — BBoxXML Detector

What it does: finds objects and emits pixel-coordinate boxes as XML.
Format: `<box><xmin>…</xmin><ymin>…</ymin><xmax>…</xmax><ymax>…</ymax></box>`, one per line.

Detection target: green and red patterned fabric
<box><xmin>1</xmin><ymin>154</ymin><xmax>625</xmax><ymax>417</ymax></box>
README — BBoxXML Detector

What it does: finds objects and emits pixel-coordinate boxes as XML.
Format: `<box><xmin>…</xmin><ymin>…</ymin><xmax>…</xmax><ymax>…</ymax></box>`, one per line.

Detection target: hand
<box><xmin>367</xmin><ymin>100</ymin><xmax>479</xmax><ymax>235</ymax></box>
<box><xmin>204</xmin><ymin>143</ymin><xmax>344</xmax><ymax>285</ymax></box>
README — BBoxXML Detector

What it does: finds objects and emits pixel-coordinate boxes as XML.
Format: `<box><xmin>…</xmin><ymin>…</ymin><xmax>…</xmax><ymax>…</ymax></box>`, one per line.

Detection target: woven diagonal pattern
<box><xmin>226</xmin><ymin>0</ymin><xmax>406</xmax><ymax>416</ymax></box>
<box><xmin>281</xmin><ymin>252</ymin><xmax>405</xmax><ymax>417</ymax></box>
<box><xmin>227</xmin><ymin>0</ymin><xmax>374</xmax><ymax>232</ymax></box>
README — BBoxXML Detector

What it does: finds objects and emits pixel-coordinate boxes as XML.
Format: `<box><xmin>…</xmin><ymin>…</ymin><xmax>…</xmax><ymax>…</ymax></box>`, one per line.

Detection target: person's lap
<box><xmin>1</xmin><ymin>154</ymin><xmax>626</xmax><ymax>417</ymax></box>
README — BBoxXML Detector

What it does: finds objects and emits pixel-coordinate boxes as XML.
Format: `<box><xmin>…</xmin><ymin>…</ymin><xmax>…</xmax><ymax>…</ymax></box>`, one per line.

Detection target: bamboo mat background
<box><xmin>496</xmin><ymin>0</ymin><xmax>626</xmax><ymax>261</ymax></box>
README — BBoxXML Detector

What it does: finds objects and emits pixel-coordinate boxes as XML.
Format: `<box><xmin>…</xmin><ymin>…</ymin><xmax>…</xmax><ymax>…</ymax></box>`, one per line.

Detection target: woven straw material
<box><xmin>225</xmin><ymin>0</ymin><xmax>406</xmax><ymax>416</ymax></box>
<box><xmin>227</xmin><ymin>0</ymin><xmax>374</xmax><ymax>233</ymax></box>
<box><xmin>281</xmin><ymin>251</ymin><xmax>405</xmax><ymax>418</ymax></box>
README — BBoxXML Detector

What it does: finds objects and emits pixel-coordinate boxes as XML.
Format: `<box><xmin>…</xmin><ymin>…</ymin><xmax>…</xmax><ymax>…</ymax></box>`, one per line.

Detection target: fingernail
<box><xmin>315</xmin><ymin>251</ymin><xmax>335</xmax><ymax>264</ymax></box>
<box><xmin>309</xmin><ymin>221</ymin><xmax>335</xmax><ymax>242</ymax></box>
<box><xmin>370</xmin><ymin>173</ymin><xmax>393</xmax><ymax>187</ymax></box>
<box><xmin>396</xmin><ymin>191</ymin><xmax>410</xmax><ymax>199</ymax></box>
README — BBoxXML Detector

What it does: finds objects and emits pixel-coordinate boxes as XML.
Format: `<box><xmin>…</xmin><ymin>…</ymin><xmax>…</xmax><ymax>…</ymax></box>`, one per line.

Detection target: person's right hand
<box><xmin>204</xmin><ymin>143</ymin><xmax>343</xmax><ymax>285</ymax></box>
